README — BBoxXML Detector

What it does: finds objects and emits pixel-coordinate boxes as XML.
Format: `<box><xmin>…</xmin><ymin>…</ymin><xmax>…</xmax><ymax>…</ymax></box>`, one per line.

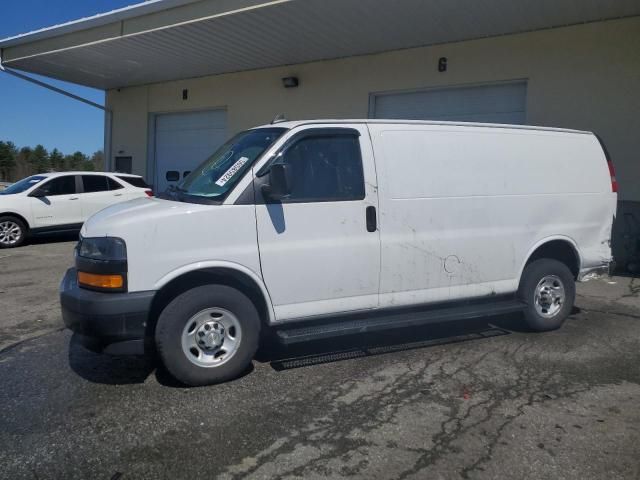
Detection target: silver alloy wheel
<box><xmin>181</xmin><ymin>308</ymin><xmax>242</xmax><ymax>368</ymax></box>
<box><xmin>534</xmin><ymin>275</ymin><xmax>565</xmax><ymax>318</ymax></box>
<box><xmin>0</xmin><ymin>220</ymin><xmax>22</xmax><ymax>246</ymax></box>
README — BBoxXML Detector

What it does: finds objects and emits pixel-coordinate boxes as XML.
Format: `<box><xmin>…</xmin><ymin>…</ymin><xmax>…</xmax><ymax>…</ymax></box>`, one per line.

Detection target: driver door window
<box><xmin>276</xmin><ymin>135</ymin><xmax>365</xmax><ymax>203</ymax></box>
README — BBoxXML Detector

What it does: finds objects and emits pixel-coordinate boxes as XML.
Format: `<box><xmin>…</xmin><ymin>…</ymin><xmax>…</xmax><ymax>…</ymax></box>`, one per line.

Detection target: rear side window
<box><xmin>107</xmin><ymin>178</ymin><xmax>124</xmax><ymax>190</ymax></box>
<box><xmin>117</xmin><ymin>176</ymin><xmax>149</xmax><ymax>188</ymax></box>
<box><xmin>276</xmin><ymin>134</ymin><xmax>365</xmax><ymax>203</ymax></box>
<box><xmin>41</xmin><ymin>176</ymin><xmax>76</xmax><ymax>196</ymax></box>
<box><xmin>82</xmin><ymin>175</ymin><xmax>109</xmax><ymax>193</ymax></box>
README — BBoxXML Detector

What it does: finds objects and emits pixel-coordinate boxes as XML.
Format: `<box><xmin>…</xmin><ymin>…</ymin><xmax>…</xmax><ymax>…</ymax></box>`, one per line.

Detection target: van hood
<box><xmin>82</xmin><ymin>197</ymin><xmax>206</xmax><ymax>237</ymax></box>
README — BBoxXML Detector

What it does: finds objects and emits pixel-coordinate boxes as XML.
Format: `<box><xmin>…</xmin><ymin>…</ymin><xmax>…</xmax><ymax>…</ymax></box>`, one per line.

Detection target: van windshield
<box><xmin>179</xmin><ymin>128</ymin><xmax>287</xmax><ymax>199</ymax></box>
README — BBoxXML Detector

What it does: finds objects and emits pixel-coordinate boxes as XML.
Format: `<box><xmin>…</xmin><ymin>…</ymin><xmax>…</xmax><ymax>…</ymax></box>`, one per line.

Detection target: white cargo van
<box><xmin>60</xmin><ymin>120</ymin><xmax>617</xmax><ymax>386</ymax></box>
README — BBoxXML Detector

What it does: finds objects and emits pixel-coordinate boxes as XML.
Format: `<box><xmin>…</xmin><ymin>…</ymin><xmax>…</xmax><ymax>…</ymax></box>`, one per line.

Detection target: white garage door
<box><xmin>371</xmin><ymin>82</ymin><xmax>527</xmax><ymax>125</ymax></box>
<box><xmin>154</xmin><ymin>109</ymin><xmax>228</xmax><ymax>193</ymax></box>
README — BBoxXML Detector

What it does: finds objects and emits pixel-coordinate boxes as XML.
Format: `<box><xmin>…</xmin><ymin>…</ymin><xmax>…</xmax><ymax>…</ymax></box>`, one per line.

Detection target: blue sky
<box><xmin>0</xmin><ymin>0</ymin><xmax>140</xmax><ymax>155</ymax></box>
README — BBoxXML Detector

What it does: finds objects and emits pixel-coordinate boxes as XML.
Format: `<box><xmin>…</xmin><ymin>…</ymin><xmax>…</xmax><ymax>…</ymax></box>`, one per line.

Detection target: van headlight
<box><xmin>76</xmin><ymin>237</ymin><xmax>127</xmax><ymax>292</ymax></box>
<box><xmin>78</xmin><ymin>237</ymin><xmax>127</xmax><ymax>261</ymax></box>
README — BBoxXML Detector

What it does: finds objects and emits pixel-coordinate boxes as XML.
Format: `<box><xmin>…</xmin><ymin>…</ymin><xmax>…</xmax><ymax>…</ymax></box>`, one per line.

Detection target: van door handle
<box><xmin>113</xmin><ymin>193</ymin><xmax>123</xmax><ymax>197</ymax></box>
<box><xmin>69</xmin><ymin>197</ymin><xmax>79</xmax><ymax>200</ymax></box>
<box><xmin>366</xmin><ymin>206</ymin><xmax>377</xmax><ymax>232</ymax></box>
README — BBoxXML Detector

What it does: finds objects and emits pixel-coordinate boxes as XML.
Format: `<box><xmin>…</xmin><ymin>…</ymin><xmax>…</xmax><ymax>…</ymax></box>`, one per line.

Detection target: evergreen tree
<box><xmin>1</xmin><ymin>142</ymin><xmax>102</xmax><ymax>180</ymax></box>
<box><xmin>68</xmin><ymin>151</ymin><xmax>87</xmax><ymax>170</ymax></box>
<box><xmin>90</xmin><ymin>150</ymin><xmax>105</xmax><ymax>171</ymax></box>
<box><xmin>0</xmin><ymin>141</ymin><xmax>17</xmax><ymax>181</ymax></box>
<box><xmin>28</xmin><ymin>145</ymin><xmax>50</xmax><ymax>173</ymax></box>
<box><xmin>16</xmin><ymin>147</ymin><xmax>33</xmax><ymax>178</ymax></box>
<box><xmin>63</xmin><ymin>154</ymin><xmax>74</xmax><ymax>170</ymax></box>
<box><xmin>49</xmin><ymin>148</ymin><xmax>65</xmax><ymax>171</ymax></box>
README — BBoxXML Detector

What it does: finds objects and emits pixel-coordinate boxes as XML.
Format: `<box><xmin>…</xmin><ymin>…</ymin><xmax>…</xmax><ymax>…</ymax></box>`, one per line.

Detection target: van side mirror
<box><xmin>262</xmin><ymin>163</ymin><xmax>292</xmax><ymax>201</ymax></box>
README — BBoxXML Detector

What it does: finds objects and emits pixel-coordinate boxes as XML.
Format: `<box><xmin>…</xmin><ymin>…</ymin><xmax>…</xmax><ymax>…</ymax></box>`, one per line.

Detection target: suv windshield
<box><xmin>0</xmin><ymin>175</ymin><xmax>46</xmax><ymax>195</ymax></box>
<box><xmin>179</xmin><ymin>128</ymin><xmax>286</xmax><ymax>200</ymax></box>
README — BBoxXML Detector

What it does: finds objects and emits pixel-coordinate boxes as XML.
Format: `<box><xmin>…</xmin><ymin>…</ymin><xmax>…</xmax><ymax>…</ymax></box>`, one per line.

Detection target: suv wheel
<box><xmin>518</xmin><ymin>258</ymin><xmax>576</xmax><ymax>331</ymax></box>
<box><xmin>155</xmin><ymin>284</ymin><xmax>260</xmax><ymax>386</ymax></box>
<box><xmin>0</xmin><ymin>216</ymin><xmax>27</xmax><ymax>248</ymax></box>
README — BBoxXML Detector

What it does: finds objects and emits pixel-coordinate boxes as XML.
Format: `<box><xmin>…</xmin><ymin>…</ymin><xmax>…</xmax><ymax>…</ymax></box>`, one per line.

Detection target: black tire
<box><xmin>0</xmin><ymin>215</ymin><xmax>28</xmax><ymax>248</ymax></box>
<box><xmin>155</xmin><ymin>284</ymin><xmax>261</xmax><ymax>386</ymax></box>
<box><xmin>518</xmin><ymin>258</ymin><xmax>575</xmax><ymax>332</ymax></box>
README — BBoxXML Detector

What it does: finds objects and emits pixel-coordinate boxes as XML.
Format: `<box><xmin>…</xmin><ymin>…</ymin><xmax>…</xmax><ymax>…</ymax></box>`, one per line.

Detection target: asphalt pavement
<box><xmin>0</xmin><ymin>239</ymin><xmax>639</xmax><ymax>479</ymax></box>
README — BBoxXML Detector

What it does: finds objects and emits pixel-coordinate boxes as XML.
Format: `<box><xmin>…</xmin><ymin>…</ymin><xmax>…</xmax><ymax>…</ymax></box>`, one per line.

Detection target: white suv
<box><xmin>0</xmin><ymin>171</ymin><xmax>152</xmax><ymax>247</ymax></box>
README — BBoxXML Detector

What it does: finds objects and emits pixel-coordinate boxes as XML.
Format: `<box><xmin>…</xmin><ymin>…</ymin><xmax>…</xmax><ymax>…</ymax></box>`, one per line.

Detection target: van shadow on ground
<box><xmin>68</xmin><ymin>311</ymin><xmax>555</xmax><ymax>387</ymax></box>
<box><xmin>257</xmin><ymin>307</ymin><xmax>581</xmax><ymax>371</ymax></box>
<box><xmin>255</xmin><ymin>313</ymin><xmax>527</xmax><ymax>372</ymax></box>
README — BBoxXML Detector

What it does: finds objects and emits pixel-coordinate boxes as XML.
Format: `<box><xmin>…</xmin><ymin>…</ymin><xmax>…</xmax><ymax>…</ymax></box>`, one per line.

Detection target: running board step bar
<box><xmin>275</xmin><ymin>300</ymin><xmax>525</xmax><ymax>345</ymax></box>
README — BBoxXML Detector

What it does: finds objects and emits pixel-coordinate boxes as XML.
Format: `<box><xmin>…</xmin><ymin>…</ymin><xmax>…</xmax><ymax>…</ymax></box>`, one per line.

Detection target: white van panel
<box><xmin>379</xmin><ymin>128</ymin><xmax>610</xmax><ymax>198</ymax></box>
<box><xmin>369</xmin><ymin>124</ymin><xmax>615</xmax><ymax>308</ymax></box>
<box><xmin>82</xmin><ymin>198</ymin><xmax>263</xmax><ymax>296</ymax></box>
<box><xmin>80</xmin><ymin>121</ymin><xmax>615</xmax><ymax>328</ymax></box>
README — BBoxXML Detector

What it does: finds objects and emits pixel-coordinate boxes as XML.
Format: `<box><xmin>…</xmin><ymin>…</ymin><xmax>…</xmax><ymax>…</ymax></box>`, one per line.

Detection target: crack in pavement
<box><xmin>580</xmin><ymin>307</ymin><xmax>640</xmax><ymax>321</ymax></box>
<box><xmin>0</xmin><ymin>328</ymin><xmax>66</xmax><ymax>357</ymax></box>
<box><xmin>218</xmin><ymin>330</ymin><xmax>633</xmax><ymax>480</ymax></box>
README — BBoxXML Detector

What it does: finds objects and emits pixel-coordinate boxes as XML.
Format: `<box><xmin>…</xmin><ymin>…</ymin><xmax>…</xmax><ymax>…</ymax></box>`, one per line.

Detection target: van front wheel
<box><xmin>518</xmin><ymin>259</ymin><xmax>575</xmax><ymax>332</ymax></box>
<box><xmin>155</xmin><ymin>284</ymin><xmax>260</xmax><ymax>386</ymax></box>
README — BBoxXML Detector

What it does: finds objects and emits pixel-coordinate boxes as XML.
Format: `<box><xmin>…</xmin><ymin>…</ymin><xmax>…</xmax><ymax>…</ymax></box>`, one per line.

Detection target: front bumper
<box><xmin>60</xmin><ymin>268</ymin><xmax>155</xmax><ymax>355</ymax></box>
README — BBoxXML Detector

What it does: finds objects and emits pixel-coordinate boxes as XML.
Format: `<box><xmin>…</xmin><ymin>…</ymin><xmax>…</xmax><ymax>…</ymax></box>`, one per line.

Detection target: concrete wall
<box><xmin>108</xmin><ymin>85</ymin><xmax>149</xmax><ymax>172</ymax></box>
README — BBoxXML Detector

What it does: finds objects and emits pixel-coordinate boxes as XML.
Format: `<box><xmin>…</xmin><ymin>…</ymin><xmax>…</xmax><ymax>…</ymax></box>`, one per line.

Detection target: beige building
<box><xmin>1</xmin><ymin>0</ymin><xmax>639</xmax><ymax>269</ymax></box>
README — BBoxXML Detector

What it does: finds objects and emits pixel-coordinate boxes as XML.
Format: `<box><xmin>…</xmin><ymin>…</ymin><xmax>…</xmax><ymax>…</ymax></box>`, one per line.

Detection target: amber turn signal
<box><xmin>77</xmin><ymin>271</ymin><xmax>124</xmax><ymax>289</ymax></box>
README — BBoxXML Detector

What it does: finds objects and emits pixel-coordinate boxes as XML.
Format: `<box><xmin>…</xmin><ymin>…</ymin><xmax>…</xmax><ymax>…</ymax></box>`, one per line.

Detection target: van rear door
<box><xmin>254</xmin><ymin>125</ymin><xmax>380</xmax><ymax>321</ymax></box>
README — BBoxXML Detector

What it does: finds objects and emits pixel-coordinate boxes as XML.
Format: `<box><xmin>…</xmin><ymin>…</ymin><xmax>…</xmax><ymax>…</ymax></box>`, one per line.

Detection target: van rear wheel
<box><xmin>518</xmin><ymin>259</ymin><xmax>575</xmax><ymax>331</ymax></box>
<box><xmin>155</xmin><ymin>284</ymin><xmax>260</xmax><ymax>386</ymax></box>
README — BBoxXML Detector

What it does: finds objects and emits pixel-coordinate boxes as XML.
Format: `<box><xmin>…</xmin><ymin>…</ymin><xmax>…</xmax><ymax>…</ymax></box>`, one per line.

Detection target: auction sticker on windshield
<box><xmin>215</xmin><ymin>157</ymin><xmax>249</xmax><ymax>187</ymax></box>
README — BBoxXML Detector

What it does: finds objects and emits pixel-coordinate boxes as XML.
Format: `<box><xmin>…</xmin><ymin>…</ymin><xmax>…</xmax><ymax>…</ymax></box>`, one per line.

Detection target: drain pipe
<box><xmin>0</xmin><ymin>55</ymin><xmax>113</xmax><ymax>170</ymax></box>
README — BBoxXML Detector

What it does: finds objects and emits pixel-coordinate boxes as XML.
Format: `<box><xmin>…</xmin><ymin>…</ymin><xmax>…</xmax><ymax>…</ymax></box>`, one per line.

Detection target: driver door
<box><xmin>254</xmin><ymin>126</ymin><xmax>381</xmax><ymax>321</ymax></box>
<box><xmin>29</xmin><ymin>175</ymin><xmax>83</xmax><ymax>229</ymax></box>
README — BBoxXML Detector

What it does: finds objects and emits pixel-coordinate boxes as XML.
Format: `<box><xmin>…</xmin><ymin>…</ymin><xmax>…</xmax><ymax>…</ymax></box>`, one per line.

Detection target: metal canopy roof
<box><xmin>1</xmin><ymin>0</ymin><xmax>639</xmax><ymax>90</ymax></box>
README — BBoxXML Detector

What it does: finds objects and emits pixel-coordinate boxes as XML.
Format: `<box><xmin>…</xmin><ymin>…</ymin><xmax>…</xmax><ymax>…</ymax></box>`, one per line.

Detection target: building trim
<box><xmin>0</xmin><ymin>0</ymin><xmax>203</xmax><ymax>48</ymax></box>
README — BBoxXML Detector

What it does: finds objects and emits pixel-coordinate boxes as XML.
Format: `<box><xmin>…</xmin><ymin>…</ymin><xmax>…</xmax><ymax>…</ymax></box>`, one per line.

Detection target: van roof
<box><xmin>256</xmin><ymin>119</ymin><xmax>591</xmax><ymax>135</ymax></box>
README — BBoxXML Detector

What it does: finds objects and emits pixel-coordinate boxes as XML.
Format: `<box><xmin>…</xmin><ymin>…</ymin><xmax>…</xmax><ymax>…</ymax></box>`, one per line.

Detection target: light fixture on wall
<box><xmin>282</xmin><ymin>76</ymin><xmax>299</xmax><ymax>88</ymax></box>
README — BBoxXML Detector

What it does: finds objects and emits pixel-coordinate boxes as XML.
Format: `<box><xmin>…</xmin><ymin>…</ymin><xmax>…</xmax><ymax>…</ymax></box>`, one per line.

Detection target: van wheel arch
<box><xmin>521</xmin><ymin>239</ymin><xmax>580</xmax><ymax>284</ymax></box>
<box><xmin>147</xmin><ymin>268</ymin><xmax>271</xmax><ymax>343</ymax></box>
